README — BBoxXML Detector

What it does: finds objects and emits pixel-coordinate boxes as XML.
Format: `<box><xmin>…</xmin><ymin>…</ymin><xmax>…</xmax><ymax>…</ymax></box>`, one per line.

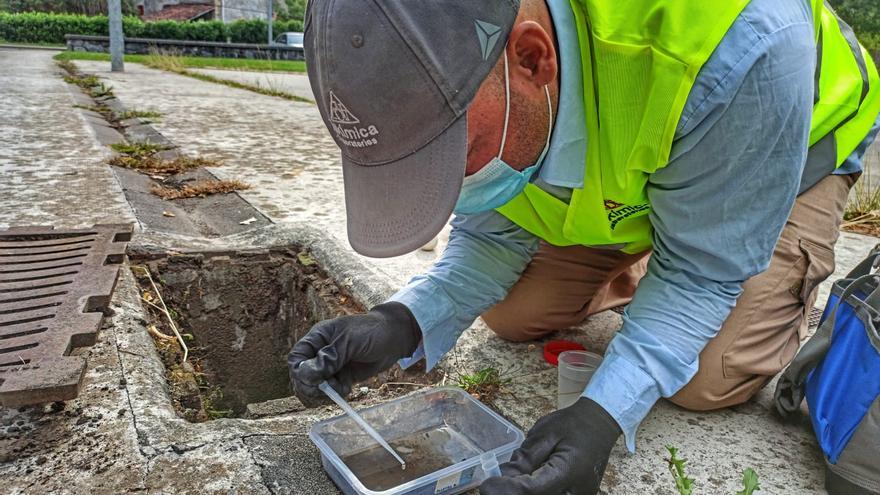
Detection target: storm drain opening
<box><xmin>132</xmin><ymin>249</ymin><xmax>441</xmax><ymax>422</ymax></box>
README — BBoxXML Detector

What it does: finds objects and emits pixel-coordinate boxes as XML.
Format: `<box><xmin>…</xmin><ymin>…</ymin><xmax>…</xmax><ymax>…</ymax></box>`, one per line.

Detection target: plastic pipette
<box><xmin>318</xmin><ymin>381</ymin><xmax>407</xmax><ymax>470</ymax></box>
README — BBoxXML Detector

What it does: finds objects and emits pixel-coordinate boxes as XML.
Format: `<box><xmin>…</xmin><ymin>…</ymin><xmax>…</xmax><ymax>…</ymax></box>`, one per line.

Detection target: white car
<box><xmin>275</xmin><ymin>32</ymin><xmax>304</xmax><ymax>49</ymax></box>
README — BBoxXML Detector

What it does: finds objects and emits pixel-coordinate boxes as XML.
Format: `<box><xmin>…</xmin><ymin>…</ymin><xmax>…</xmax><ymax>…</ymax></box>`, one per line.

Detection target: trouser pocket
<box><xmin>721</xmin><ymin>236</ymin><xmax>836</xmax><ymax>379</ymax></box>
<box><xmin>794</xmin><ymin>238</ymin><xmax>836</xmax><ymax>340</ymax></box>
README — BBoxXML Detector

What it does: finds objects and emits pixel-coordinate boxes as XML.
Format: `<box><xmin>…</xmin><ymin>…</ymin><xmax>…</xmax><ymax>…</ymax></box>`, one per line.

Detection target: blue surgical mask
<box><xmin>455</xmin><ymin>51</ymin><xmax>553</xmax><ymax>215</ymax></box>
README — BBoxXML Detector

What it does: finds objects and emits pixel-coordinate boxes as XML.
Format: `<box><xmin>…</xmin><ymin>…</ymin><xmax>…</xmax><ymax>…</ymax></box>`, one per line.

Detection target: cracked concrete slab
<box><xmin>244</xmin><ymin>434</ymin><xmax>338</xmax><ymax>495</ymax></box>
<box><xmin>144</xmin><ymin>438</ymin><xmax>271</xmax><ymax>495</ymax></box>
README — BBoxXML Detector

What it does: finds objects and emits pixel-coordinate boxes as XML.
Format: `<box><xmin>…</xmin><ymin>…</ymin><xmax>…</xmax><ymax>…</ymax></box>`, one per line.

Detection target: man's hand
<box><xmin>287</xmin><ymin>302</ymin><xmax>421</xmax><ymax>407</ymax></box>
<box><xmin>480</xmin><ymin>398</ymin><xmax>621</xmax><ymax>495</ymax></box>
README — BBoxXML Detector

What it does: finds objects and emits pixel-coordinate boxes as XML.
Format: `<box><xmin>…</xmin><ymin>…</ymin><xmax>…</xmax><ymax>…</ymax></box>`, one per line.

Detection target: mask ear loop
<box><xmin>497</xmin><ymin>49</ymin><xmax>511</xmax><ymax>160</ymax></box>
<box><xmin>498</xmin><ymin>49</ymin><xmax>554</xmax><ymax>160</ymax></box>
<box><xmin>543</xmin><ymin>84</ymin><xmax>553</xmax><ymax>150</ymax></box>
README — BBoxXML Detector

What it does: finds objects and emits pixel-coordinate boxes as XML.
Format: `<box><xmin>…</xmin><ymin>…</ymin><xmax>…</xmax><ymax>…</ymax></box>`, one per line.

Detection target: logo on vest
<box><xmin>328</xmin><ymin>91</ymin><xmax>379</xmax><ymax>149</ymax></box>
<box><xmin>603</xmin><ymin>199</ymin><xmax>623</xmax><ymax>210</ymax></box>
<box><xmin>604</xmin><ymin>199</ymin><xmax>650</xmax><ymax>230</ymax></box>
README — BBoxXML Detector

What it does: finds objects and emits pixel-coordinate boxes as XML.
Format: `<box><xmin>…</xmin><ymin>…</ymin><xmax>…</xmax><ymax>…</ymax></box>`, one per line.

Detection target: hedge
<box><xmin>0</xmin><ymin>12</ymin><xmax>303</xmax><ymax>44</ymax></box>
<box><xmin>861</xmin><ymin>33</ymin><xmax>880</xmax><ymax>64</ymax></box>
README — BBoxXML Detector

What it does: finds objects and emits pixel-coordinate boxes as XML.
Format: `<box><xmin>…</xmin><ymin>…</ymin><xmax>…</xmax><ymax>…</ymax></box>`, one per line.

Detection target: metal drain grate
<box><xmin>0</xmin><ymin>224</ymin><xmax>132</xmax><ymax>407</ymax></box>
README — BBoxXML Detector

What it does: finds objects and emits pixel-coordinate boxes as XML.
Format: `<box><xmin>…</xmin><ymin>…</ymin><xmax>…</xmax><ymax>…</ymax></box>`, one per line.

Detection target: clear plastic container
<box><xmin>310</xmin><ymin>387</ymin><xmax>525</xmax><ymax>495</ymax></box>
<box><xmin>557</xmin><ymin>350</ymin><xmax>603</xmax><ymax>409</ymax></box>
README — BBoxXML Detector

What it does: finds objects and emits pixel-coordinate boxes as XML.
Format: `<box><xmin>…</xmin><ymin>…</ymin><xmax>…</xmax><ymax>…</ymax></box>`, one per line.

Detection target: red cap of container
<box><xmin>543</xmin><ymin>340</ymin><xmax>587</xmax><ymax>366</ymax></box>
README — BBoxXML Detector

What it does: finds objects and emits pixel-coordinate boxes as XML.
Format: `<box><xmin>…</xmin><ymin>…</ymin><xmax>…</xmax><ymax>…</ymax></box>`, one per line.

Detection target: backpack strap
<box><xmin>844</xmin><ymin>244</ymin><xmax>880</xmax><ymax>279</ymax></box>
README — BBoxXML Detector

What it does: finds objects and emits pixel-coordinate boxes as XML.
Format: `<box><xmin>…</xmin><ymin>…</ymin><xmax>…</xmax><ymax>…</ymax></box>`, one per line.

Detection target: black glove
<box><xmin>480</xmin><ymin>398</ymin><xmax>621</xmax><ymax>495</ymax></box>
<box><xmin>287</xmin><ymin>301</ymin><xmax>421</xmax><ymax>407</ymax></box>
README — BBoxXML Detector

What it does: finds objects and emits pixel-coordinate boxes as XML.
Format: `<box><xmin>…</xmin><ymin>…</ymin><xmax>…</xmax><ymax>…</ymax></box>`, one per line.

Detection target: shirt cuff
<box><xmin>398</xmin><ymin>344</ymin><xmax>425</xmax><ymax>370</ymax></box>
<box><xmin>386</xmin><ymin>278</ymin><xmax>460</xmax><ymax>370</ymax></box>
<box><xmin>583</xmin><ymin>353</ymin><xmax>662</xmax><ymax>453</ymax></box>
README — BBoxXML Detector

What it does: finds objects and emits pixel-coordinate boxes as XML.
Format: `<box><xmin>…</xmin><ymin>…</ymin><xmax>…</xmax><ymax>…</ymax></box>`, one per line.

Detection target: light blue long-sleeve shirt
<box><xmin>390</xmin><ymin>0</ymin><xmax>880</xmax><ymax>452</ymax></box>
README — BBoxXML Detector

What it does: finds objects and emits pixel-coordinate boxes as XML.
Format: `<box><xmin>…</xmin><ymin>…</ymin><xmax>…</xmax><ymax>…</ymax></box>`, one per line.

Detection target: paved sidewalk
<box><xmin>0</xmin><ymin>49</ymin><xmax>134</xmax><ymax>229</ymax></box>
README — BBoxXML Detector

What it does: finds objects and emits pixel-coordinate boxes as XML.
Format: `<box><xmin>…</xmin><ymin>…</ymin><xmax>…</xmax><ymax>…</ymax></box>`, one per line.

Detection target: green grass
<box><xmin>454</xmin><ymin>367</ymin><xmax>509</xmax><ymax>402</ymax></box>
<box><xmin>54</xmin><ymin>51</ymin><xmax>306</xmax><ymax>73</ymax></box>
<box><xmin>110</xmin><ymin>141</ymin><xmax>166</xmax><ymax>157</ymax></box>
<box><xmin>118</xmin><ymin>109</ymin><xmax>163</xmax><ymax>121</ymax></box>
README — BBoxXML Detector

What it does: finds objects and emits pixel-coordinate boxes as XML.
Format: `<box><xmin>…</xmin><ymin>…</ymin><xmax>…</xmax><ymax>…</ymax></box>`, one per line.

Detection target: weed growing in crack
<box><xmin>107</xmin><ymin>143</ymin><xmax>222</xmax><ymax>175</ymax></box>
<box><xmin>56</xmin><ymin>58</ymin><xmax>77</xmax><ymax>74</ymax></box>
<box><xmin>150</xmin><ymin>179</ymin><xmax>251</xmax><ymax>200</ymax></box>
<box><xmin>72</xmin><ymin>103</ymin><xmax>106</xmax><ymax>114</ymax></box>
<box><xmin>59</xmin><ymin>60</ymin><xmax>115</xmax><ymax>99</ymax></box>
<box><xmin>89</xmin><ymin>81</ymin><xmax>114</xmax><ymax>98</ymax></box>
<box><xmin>666</xmin><ymin>446</ymin><xmax>695</xmax><ymax>495</ymax></box>
<box><xmin>109</xmin><ymin>141</ymin><xmax>224</xmax><ymax>176</ymax></box>
<box><xmin>454</xmin><ymin>367</ymin><xmax>510</xmax><ymax>403</ymax></box>
<box><xmin>118</xmin><ymin>109</ymin><xmax>164</xmax><ymax>121</ymax></box>
<box><xmin>109</xmin><ymin>151</ymin><xmax>220</xmax><ymax>175</ymax></box>
<box><xmin>201</xmin><ymin>386</ymin><xmax>234</xmax><ymax>420</ymax></box>
<box><xmin>666</xmin><ymin>445</ymin><xmax>760</xmax><ymax>495</ymax></box>
<box><xmin>110</xmin><ymin>141</ymin><xmax>167</xmax><ymax>157</ymax></box>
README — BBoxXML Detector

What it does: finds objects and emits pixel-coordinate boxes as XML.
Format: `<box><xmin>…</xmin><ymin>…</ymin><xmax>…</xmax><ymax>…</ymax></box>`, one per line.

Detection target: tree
<box><xmin>829</xmin><ymin>0</ymin><xmax>880</xmax><ymax>36</ymax></box>
<box><xmin>275</xmin><ymin>0</ymin><xmax>305</xmax><ymax>23</ymax></box>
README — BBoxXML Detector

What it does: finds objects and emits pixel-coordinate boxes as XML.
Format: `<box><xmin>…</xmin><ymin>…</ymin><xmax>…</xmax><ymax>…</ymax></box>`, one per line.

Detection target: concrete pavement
<box><xmin>0</xmin><ymin>49</ymin><xmax>134</xmax><ymax>230</ymax></box>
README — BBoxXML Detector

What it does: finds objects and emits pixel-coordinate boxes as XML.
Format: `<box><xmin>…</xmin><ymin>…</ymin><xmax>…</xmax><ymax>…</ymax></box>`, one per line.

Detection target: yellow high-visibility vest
<box><xmin>496</xmin><ymin>0</ymin><xmax>880</xmax><ymax>254</ymax></box>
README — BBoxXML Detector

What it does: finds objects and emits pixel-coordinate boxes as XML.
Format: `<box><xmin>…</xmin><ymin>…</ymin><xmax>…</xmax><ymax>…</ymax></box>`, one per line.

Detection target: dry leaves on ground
<box><xmin>108</xmin><ymin>155</ymin><xmax>220</xmax><ymax>175</ymax></box>
<box><xmin>151</xmin><ymin>180</ymin><xmax>251</xmax><ymax>200</ymax></box>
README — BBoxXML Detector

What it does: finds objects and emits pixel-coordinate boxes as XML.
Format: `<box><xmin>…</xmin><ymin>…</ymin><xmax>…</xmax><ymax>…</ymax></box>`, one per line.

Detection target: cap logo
<box><xmin>474</xmin><ymin>20</ymin><xmax>502</xmax><ymax>61</ymax></box>
<box><xmin>329</xmin><ymin>91</ymin><xmax>361</xmax><ymax>124</ymax></box>
<box><xmin>327</xmin><ymin>91</ymin><xmax>380</xmax><ymax>149</ymax></box>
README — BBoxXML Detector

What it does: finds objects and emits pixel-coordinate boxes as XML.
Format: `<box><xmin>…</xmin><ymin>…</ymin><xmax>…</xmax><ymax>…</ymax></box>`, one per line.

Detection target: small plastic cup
<box><xmin>557</xmin><ymin>350</ymin><xmax>603</xmax><ymax>410</ymax></box>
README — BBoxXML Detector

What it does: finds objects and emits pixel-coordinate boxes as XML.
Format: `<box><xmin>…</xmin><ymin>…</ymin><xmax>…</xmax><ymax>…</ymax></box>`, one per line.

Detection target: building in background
<box><xmin>216</xmin><ymin>0</ymin><xmax>268</xmax><ymax>21</ymax></box>
<box><xmin>134</xmin><ymin>0</ymin><xmax>268</xmax><ymax>22</ymax></box>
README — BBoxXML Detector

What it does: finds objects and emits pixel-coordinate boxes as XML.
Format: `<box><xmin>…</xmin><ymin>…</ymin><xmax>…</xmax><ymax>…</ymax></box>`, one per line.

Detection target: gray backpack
<box><xmin>776</xmin><ymin>246</ymin><xmax>880</xmax><ymax>495</ymax></box>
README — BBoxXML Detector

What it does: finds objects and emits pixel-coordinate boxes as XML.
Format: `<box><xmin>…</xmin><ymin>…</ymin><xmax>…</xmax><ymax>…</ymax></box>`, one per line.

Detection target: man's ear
<box><xmin>506</xmin><ymin>20</ymin><xmax>557</xmax><ymax>89</ymax></box>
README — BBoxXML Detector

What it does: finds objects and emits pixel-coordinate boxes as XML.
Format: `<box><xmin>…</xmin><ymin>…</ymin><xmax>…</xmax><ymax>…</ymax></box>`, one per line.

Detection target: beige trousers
<box><xmin>482</xmin><ymin>173</ymin><xmax>857</xmax><ymax>411</ymax></box>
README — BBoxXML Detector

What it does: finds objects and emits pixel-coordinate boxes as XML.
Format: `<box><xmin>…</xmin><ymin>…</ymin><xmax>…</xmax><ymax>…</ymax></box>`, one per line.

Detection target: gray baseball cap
<box><xmin>304</xmin><ymin>0</ymin><xmax>520</xmax><ymax>257</ymax></box>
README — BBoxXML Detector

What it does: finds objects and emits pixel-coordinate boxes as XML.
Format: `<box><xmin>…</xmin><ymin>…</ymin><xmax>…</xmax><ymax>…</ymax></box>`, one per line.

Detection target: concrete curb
<box><xmin>0</xmin><ymin>44</ymin><xmax>65</xmax><ymax>52</ymax></box>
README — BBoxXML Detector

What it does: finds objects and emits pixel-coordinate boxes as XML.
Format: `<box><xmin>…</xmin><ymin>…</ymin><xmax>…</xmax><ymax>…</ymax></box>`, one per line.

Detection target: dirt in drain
<box><xmin>132</xmin><ymin>249</ymin><xmax>443</xmax><ymax>422</ymax></box>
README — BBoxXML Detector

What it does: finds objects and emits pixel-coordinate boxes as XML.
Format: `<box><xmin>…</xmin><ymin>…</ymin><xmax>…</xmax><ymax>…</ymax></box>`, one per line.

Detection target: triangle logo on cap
<box><xmin>328</xmin><ymin>91</ymin><xmax>360</xmax><ymax>125</ymax></box>
<box><xmin>474</xmin><ymin>20</ymin><xmax>502</xmax><ymax>61</ymax></box>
